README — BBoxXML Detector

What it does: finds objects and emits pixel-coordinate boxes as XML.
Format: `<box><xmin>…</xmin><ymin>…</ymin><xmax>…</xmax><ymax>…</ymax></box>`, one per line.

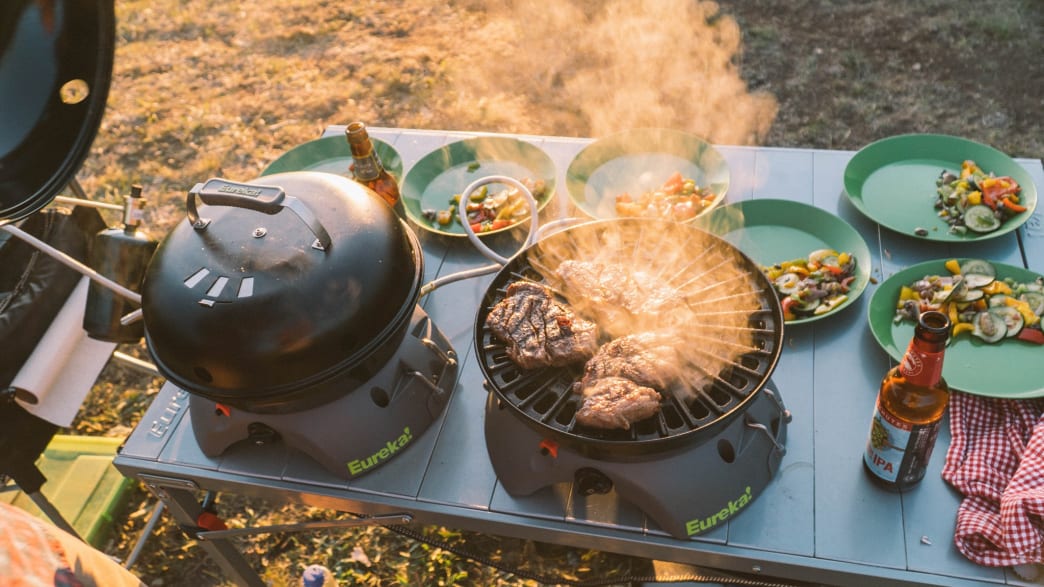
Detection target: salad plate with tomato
<box><xmin>400</xmin><ymin>136</ymin><xmax>556</xmax><ymax>238</ymax></box>
<box><xmin>843</xmin><ymin>133</ymin><xmax>1037</xmax><ymax>241</ymax></box>
<box><xmin>565</xmin><ymin>127</ymin><xmax>729</xmax><ymax>223</ymax></box>
<box><xmin>868</xmin><ymin>258</ymin><xmax>1044</xmax><ymax>398</ymax></box>
<box><xmin>691</xmin><ymin>198</ymin><xmax>872</xmax><ymax>325</ymax></box>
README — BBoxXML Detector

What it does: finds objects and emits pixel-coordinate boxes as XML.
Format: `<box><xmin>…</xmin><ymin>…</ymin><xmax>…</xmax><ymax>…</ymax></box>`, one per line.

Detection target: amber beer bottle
<box><xmin>345</xmin><ymin>121</ymin><xmax>405</xmax><ymax>218</ymax></box>
<box><xmin>863</xmin><ymin>310</ymin><xmax>951</xmax><ymax>490</ymax></box>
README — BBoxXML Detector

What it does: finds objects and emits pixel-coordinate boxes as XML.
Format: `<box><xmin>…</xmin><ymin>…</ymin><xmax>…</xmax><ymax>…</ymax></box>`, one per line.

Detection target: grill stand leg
<box><xmin>138</xmin><ymin>475</ymin><xmax>265</xmax><ymax>587</ymax></box>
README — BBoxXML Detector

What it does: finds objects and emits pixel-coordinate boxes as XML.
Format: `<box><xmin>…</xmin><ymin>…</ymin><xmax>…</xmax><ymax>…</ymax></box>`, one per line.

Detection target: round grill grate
<box><xmin>474</xmin><ymin>218</ymin><xmax>784</xmax><ymax>457</ymax></box>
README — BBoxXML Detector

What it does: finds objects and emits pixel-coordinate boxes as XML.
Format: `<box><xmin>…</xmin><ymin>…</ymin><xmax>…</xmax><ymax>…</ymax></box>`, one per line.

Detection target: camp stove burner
<box><xmin>473</xmin><ymin>218</ymin><xmax>789</xmax><ymax>539</ymax></box>
<box><xmin>188</xmin><ymin>305</ymin><xmax>457</xmax><ymax>479</ymax></box>
<box><xmin>484</xmin><ymin>379</ymin><xmax>788</xmax><ymax>539</ymax></box>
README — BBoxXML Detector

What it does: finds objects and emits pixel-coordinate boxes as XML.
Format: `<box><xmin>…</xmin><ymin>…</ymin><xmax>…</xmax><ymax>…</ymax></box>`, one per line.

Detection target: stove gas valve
<box><xmin>574</xmin><ymin>467</ymin><xmax>613</xmax><ymax>496</ymax></box>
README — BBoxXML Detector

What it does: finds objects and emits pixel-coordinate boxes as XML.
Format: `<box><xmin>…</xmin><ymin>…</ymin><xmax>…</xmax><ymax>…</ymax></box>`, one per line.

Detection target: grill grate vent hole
<box><xmin>533</xmin><ymin>391</ymin><xmax>557</xmax><ymax>415</ymax></box>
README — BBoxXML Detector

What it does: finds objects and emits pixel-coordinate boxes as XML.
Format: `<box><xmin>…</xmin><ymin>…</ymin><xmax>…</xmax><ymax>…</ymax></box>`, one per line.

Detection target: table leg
<box><xmin>140</xmin><ymin>475</ymin><xmax>265</xmax><ymax>587</ymax></box>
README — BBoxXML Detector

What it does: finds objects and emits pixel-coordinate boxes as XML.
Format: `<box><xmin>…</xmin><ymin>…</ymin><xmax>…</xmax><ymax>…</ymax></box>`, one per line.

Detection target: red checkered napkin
<box><xmin>942</xmin><ymin>391</ymin><xmax>1044</xmax><ymax>567</ymax></box>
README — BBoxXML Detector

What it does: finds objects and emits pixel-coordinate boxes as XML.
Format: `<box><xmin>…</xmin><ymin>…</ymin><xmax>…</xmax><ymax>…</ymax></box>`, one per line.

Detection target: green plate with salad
<box><xmin>260</xmin><ymin>135</ymin><xmax>403</xmax><ymax>181</ymax></box>
<box><xmin>843</xmin><ymin>134</ymin><xmax>1037</xmax><ymax>242</ymax></box>
<box><xmin>868</xmin><ymin>259</ymin><xmax>1044</xmax><ymax>398</ymax></box>
<box><xmin>400</xmin><ymin>136</ymin><xmax>556</xmax><ymax>237</ymax></box>
<box><xmin>565</xmin><ymin>127</ymin><xmax>729</xmax><ymax>223</ymax></box>
<box><xmin>691</xmin><ymin>198</ymin><xmax>872</xmax><ymax>325</ymax></box>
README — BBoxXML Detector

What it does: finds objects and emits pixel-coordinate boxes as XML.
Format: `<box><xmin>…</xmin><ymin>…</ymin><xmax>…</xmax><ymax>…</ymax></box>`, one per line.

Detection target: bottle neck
<box><xmin>898</xmin><ymin>336</ymin><xmax>946</xmax><ymax>387</ymax></box>
<box><xmin>351</xmin><ymin>151</ymin><xmax>384</xmax><ymax>181</ymax></box>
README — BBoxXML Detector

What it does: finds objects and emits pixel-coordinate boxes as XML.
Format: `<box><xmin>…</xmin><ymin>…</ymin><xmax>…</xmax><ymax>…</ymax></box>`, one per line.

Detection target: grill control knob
<box><xmin>247</xmin><ymin>422</ymin><xmax>281</xmax><ymax>446</ymax></box>
<box><xmin>574</xmin><ymin>467</ymin><xmax>613</xmax><ymax>496</ymax></box>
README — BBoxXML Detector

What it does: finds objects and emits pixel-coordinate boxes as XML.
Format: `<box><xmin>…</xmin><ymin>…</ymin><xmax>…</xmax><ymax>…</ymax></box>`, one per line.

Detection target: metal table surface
<box><xmin>114</xmin><ymin>127</ymin><xmax>1044</xmax><ymax>587</ymax></box>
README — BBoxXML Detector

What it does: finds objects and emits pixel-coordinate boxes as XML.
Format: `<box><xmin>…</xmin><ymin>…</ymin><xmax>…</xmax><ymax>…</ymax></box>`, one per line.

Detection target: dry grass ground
<box><xmin>63</xmin><ymin>0</ymin><xmax>1042</xmax><ymax>585</ymax></box>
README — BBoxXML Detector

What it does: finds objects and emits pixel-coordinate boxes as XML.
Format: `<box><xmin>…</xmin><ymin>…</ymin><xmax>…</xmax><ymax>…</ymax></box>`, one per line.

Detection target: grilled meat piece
<box><xmin>554</xmin><ymin>260</ymin><xmax>677</xmax><ymax>335</ymax></box>
<box><xmin>485</xmin><ymin>281</ymin><xmax>598</xmax><ymax>370</ymax></box>
<box><xmin>575</xmin><ymin>376</ymin><xmax>662</xmax><ymax>430</ymax></box>
<box><xmin>570</xmin><ymin>330</ymin><xmax>680</xmax><ymax>430</ymax></box>
<box><xmin>580</xmin><ymin>330</ymin><xmax>681</xmax><ymax>390</ymax></box>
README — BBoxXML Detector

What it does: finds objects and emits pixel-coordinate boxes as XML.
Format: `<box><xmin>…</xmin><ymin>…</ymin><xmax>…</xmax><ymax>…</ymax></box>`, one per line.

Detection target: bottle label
<box><xmin>352</xmin><ymin>154</ymin><xmax>383</xmax><ymax>181</ymax></box>
<box><xmin>899</xmin><ymin>345</ymin><xmax>944</xmax><ymax>387</ymax></box>
<box><xmin>864</xmin><ymin>400</ymin><xmax>941</xmax><ymax>485</ymax></box>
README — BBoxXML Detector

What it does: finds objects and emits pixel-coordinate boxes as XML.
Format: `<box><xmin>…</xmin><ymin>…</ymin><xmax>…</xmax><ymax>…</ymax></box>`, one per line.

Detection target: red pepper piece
<box><xmin>1016</xmin><ymin>328</ymin><xmax>1044</xmax><ymax>345</ymax></box>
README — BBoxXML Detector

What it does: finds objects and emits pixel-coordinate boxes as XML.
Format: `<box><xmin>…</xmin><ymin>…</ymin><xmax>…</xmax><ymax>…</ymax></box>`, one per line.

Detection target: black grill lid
<box><xmin>0</xmin><ymin>0</ymin><xmax>115</xmax><ymax>222</ymax></box>
<box><xmin>475</xmin><ymin>218</ymin><xmax>784</xmax><ymax>457</ymax></box>
<box><xmin>141</xmin><ymin>172</ymin><xmax>423</xmax><ymax>404</ymax></box>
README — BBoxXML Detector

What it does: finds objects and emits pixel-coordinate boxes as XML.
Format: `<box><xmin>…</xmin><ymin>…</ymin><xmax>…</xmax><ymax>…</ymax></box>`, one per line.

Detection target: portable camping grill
<box><xmin>139</xmin><ymin>175</ymin><xmax>459</xmax><ymax>480</ymax></box>
<box><xmin>475</xmin><ymin>218</ymin><xmax>790</xmax><ymax>540</ymax></box>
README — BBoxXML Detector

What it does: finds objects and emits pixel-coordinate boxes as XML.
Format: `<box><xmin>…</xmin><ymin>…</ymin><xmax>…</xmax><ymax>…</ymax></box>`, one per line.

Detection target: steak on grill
<box><xmin>579</xmin><ymin>330</ymin><xmax>681</xmax><ymax>390</ymax></box>
<box><xmin>485</xmin><ymin>281</ymin><xmax>598</xmax><ymax>370</ymax></box>
<box><xmin>575</xmin><ymin>376</ymin><xmax>662</xmax><ymax>430</ymax></box>
<box><xmin>572</xmin><ymin>330</ymin><xmax>681</xmax><ymax>429</ymax></box>
<box><xmin>554</xmin><ymin>260</ymin><xmax>677</xmax><ymax>336</ymax></box>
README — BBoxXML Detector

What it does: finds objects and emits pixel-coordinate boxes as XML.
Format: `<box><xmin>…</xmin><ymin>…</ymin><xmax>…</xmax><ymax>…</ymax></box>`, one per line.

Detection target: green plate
<box><xmin>868</xmin><ymin>259</ymin><xmax>1044</xmax><ymax>398</ymax></box>
<box><xmin>401</xmin><ymin>136</ymin><xmax>556</xmax><ymax>237</ymax></box>
<box><xmin>260</xmin><ymin>135</ymin><xmax>403</xmax><ymax>181</ymax></box>
<box><xmin>565</xmin><ymin>127</ymin><xmax>729</xmax><ymax>222</ymax></box>
<box><xmin>691</xmin><ymin>199</ymin><xmax>872</xmax><ymax>325</ymax></box>
<box><xmin>843</xmin><ymin>134</ymin><xmax>1037</xmax><ymax>241</ymax></box>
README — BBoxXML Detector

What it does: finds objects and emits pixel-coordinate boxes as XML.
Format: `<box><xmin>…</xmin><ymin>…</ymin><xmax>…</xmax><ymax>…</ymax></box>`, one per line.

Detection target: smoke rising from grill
<box><xmin>451</xmin><ymin>0</ymin><xmax>777</xmax><ymax>144</ymax></box>
<box><xmin>529</xmin><ymin>220</ymin><xmax>766</xmax><ymax>405</ymax></box>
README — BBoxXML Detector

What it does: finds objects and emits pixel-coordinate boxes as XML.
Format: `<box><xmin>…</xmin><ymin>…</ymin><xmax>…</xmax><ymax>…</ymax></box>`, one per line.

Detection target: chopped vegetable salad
<box><xmin>761</xmin><ymin>249</ymin><xmax>857</xmax><ymax>321</ymax></box>
<box><xmin>893</xmin><ymin>259</ymin><xmax>1044</xmax><ymax>345</ymax></box>
<box><xmin>935</xmin><ymin>160</ymin><xmax>1025</xmax><ymax>235</ymax></box>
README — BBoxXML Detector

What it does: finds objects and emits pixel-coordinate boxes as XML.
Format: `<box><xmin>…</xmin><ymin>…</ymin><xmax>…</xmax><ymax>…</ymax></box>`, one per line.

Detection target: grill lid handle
<box><xmin>186</xmin><ymin>177</ymin><xmax>332</xmax><ymax>251</ymax></box>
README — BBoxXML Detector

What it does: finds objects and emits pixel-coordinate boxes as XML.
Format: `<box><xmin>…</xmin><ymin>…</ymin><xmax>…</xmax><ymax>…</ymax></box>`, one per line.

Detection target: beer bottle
<box><xmin>345</xmin><ymin>121</ymin><xmax>405</xmax><ymax>218</ymax></box>
<box><xmin>863</xmin><ymin>310</ymin><xmax>951</xmax><ymax>490</ymax></box>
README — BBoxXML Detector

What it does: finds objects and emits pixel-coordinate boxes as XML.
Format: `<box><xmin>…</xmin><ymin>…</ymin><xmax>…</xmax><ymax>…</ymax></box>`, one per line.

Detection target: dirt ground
<box><xmin>61</xmin><ymin>0</ymin><xmax>1042</xmax><ymax>585</ymax></box>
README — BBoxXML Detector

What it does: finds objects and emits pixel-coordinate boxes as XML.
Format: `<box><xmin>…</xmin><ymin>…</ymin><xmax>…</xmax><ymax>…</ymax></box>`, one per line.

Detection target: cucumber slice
<box><xmin>774</xmin><ymin>273</ymin><xmax>801</xmax><ymax>295</ymax></box>
<box><xmin>972</xmin><ymin>310</ymin><xmax>1007</xmax><ymax>343</ymax></box>
<box><xmin>989</xmin><ymin>306</ymin><xmax>1025</xmax><ymax>337</ymax></box>
<box><xmin>793</xmin><ymin>297</ymin><xmax>821</xmax><ymax>314</ymax></box>
<box><xmin>988</xmin><ymin>294</ymin><xmax>1013</xmax><ymax>308</ymax></box>
<box><xmin>955</xmin><ymin>288</ymin><xmax>985</xmax><ymax>302</ymax></box>
<box><xmin>959</xmin><ymin>259</ymin><xmax>996</xmax><ymax>277</ymax></box>
<box><xmin>963</xmin><ymin>273</ymin><xmax>995</xmax><ymax>289</ymax></box>
<box><xmin>808</xmin><ymin>249</ymin><xmax>839</xmax><ymax>266</ymax></box>
<box><xmin>963</xmin><ymin>206</ymin><xmax>1000</xmax><ymax>233</ymax></box>
<box><xmin>1019</xmin><ymin>291</ymin><xmax>1044</xmax><ymax>316</ymax></box>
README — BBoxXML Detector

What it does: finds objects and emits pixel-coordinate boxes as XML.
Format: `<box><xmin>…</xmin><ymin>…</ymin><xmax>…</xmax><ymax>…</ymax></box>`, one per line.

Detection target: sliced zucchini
<box><xmin>959</xmin><ymin>259</ymin><xmax>996</xmax><ymax>277</ymax></box>
<box><xmin>963</xmin><ymin>273</ymin><xmax>996</xmax><ymax>289</ymax></box>
<box><xmin>1019</xmin><ymin>291</ymin><xmax>1044</xmax><ymax>316</ymax></box>
<box><xmin>774</xmin><ymin>273</ymin><xmax>802</xmax><ymax>296</ymax></box>
<box><xmin>808</xmin><ymin>249</ymin><xmax>839</xmax><ymax>266</ymax></box>
<box><xmin>988</xmin><ymin>294</ymin><xmax>1013</xmax><ymax>308</ymax></box>
<box><xmin>955</xmin><ymin>288</ymin><xmax>985</xmax><ymax>302</ymax></box>
<box><xmin>963</xmin><ymin>206</ymin><xmax>1000</xmax><ymax>233</ymax></box>
<box><xmin>972</xmin><ymin>310</ymin><xmax>1007</xmax><ymax>343</ymax></box>
<box><xmin>793</xmin><ymin>297</ymin><xmax>821</xmax><ymax>315</ymax></box>
<box><xmin>989</xmin><ymin>306</ymin><xmax>1025</xmax><ymax>337</ymax></box>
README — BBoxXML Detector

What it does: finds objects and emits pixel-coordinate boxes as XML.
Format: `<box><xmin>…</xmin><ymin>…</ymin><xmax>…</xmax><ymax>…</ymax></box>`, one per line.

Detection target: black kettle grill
<box><xmin>140</xmin><ymin>174</ymin><xmax>458</xmax><ymax>479</ymax></box>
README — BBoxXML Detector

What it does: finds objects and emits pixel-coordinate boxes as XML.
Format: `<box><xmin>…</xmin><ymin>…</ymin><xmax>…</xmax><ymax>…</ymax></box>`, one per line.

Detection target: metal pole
<box><xmin>123</xmin><ymin>501</ymin><xmax>165</xmax><ymax>569</ymax></box>
<box><xmin>0</xmin><ymin>224</ymin><xmax>142</xmax><ymax>304</ymax></box>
